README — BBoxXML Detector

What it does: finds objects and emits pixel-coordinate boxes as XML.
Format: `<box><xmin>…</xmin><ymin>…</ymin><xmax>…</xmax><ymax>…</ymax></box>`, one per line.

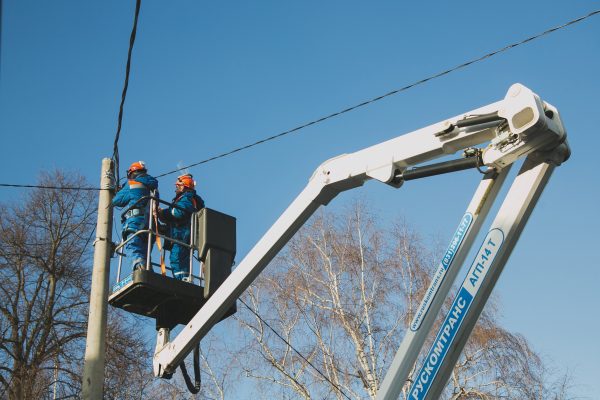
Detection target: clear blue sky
<box><xmin>1</xmin><ymin>0</ymin><xmax>599</xmax><ymax>397</ymax></box>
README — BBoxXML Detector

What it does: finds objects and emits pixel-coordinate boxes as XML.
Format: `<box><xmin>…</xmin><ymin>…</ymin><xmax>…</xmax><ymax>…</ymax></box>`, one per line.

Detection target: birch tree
<box><xmin>236</xmin><ymin>202</ymin><xmax>574</xmax><ymax>400</ymax></box>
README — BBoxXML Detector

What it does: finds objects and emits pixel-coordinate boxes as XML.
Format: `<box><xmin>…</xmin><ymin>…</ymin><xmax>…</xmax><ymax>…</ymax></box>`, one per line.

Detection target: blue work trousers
<box><xmin>124</xmin><ymin>229</ymin><xmax>149</xmax><ymax>270</ymax></box>
<box><xmin>170</xmin><ymin>243</ymin><xmax>191</xmax><ymax>280</ymax></box>
<box><xmin>169</xmin><ymin>227</ymin><xmax>191</xmax><ymax>280</ymax></box>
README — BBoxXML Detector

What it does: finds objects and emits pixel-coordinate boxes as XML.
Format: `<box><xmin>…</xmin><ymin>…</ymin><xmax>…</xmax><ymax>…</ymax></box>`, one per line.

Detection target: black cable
<box><xmin>179</xmin><ymin>343</ymin><xmax>201</xmax><ymax>394</ymax></box>
<box><xmin>0</xmin><ymin>0</ymin><xmax>4</xmax><ymax>83</ymax></box>
<box><xmin>112</xmin><ymin>0</ymin><xmax>142</xmax><ymax>186</ymax></box>
<box><xmin>239</xmin><ymin>298</ymin><xmax>352</xmax><ymax>400</ymax></box>
<box><xmin>155</xmin><ymin>9</ymin><xmax>600</xmax><ymax>179</ymax></box>
<box><xmin>0</xmin><ymin>183</ymin><xmax>104</xmax><ymax>191</ymax></box>
<box><xmin>1</xmin><ymin>10</ymin><xmax>597</xmax><ymax>190</ymax></box>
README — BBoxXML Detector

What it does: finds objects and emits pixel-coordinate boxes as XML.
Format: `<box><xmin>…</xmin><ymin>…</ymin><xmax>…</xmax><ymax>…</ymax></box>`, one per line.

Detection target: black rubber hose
<box><xmin>179</xmin><ymin>344</ymin><xmax>201</xmax><ymax>394</ymax></box>
<box><xmin>194</xmin><ymin>343</ymin><xmax>201</xmax><ymax>388</ymax></box>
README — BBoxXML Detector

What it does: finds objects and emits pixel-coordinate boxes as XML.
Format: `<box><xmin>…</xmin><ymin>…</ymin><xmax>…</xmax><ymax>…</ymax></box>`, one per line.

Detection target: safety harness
<box><xmin>153</xmin><ymin>199</ymin><xmax>167</xmax><ymax>276</ymax></box>
<box><xmin>123</xmin><ymin>208</ymin><xmax>144</xmax><ymax>219</ymax></box>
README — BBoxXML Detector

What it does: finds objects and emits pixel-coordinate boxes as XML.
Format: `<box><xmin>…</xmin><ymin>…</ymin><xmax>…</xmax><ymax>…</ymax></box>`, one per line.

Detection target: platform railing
<box><xmin>114</xmin><ymin>193</ymin><xmax>202</xmax><ymax>285</ymax></box>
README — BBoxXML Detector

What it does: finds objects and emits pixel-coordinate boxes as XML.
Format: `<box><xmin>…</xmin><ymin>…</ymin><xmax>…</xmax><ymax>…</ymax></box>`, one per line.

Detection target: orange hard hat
<box><xmin>127</xmin><ymin>161</ymin><xmax>147</xmax><ymax>175</ymax></box>
<box><xmin>176</xmin><ymin>174</ymin><xmax>195</xmax><ymax>189</ymax></box>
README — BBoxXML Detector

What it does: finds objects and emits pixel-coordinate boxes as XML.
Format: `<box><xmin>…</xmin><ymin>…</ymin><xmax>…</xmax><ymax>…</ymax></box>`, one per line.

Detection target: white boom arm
<box><xmin>153</xmin><ymin>83</ymin><xmax>569</xmax><ymax>387</ymax></box>
<box><xmin>376</xmin><ymin>164</ymin><xmax>511</xmax><ymax>400</ymax></box>
<box><xmin>404</xmin><ymin>151</ymin><xmax>559</xmax><ymax>400</ymax></box>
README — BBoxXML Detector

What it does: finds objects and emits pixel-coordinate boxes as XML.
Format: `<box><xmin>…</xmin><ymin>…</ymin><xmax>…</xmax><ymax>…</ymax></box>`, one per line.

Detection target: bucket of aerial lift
<box><xmin>193</xmin><ymin>208</ymin><xmax>236</xmax><ymax>299</ymax></box>
<box><xmin>109</xmin><ymin>268</ymin><xmax>208</xmax><ymax>330</ymax></box>
<box><xmin>108</xmin><ymin>208</ymin><xmax>237</xmax><ymax>330</ymax></box>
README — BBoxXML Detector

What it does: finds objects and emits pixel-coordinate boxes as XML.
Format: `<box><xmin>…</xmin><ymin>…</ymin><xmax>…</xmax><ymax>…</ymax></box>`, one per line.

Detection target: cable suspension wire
<box><xmin>156</xmin><ymin>9</ymin><xmax>600</xmax><ymax>179</ymax></box>
<box><xmin>0</xmin><ymin>0</ymin><xmax>142</xmax><ymax>194</ymax></box>
<box><xmin>0</xmin><ymin>183</ymin><xmax>103</xmax><ymax>191</ymax></box>
<box><xmin>1</xmin><ymin>10</ymin><xmax>598</xmax><ymax>190</ymax></box>
<box><xmin>112</xmin><ymin>0</ymin><xmax>142</xmax><ymax>185</ymax></box>
<box><xmin>239</xmin><ymin>298</ymin><xmax>353</xmax><ymax>400</ymax></box>
<box><xmin>0</xmin><ymin>0</ymin><xmax>4</xmax><ymax>81</ymax></box>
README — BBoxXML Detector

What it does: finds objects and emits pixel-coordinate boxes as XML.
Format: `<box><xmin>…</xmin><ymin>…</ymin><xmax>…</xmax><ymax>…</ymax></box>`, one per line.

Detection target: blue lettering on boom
<box><xmin>408</xmin><ymin>228</ymin><xmax>504</xmax><ymax>399</ymax></box>
<box><xmin>441</xmin><ymin>213</ymin><xmax>472</xmax><ymax>269</ymax></box>
<box><xmin>410</xmin><ymin>213</ymin><xmax>473</xmax><ymax>331</ymax></box>
<box><xmin>409</xmin><ymin>288</ymin><xmax>473</xmax><ymax>399</ymax></box>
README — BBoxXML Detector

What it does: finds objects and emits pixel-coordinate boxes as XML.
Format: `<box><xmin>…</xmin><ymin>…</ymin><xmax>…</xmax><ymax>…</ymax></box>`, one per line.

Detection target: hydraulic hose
<box><xmin>179</xmin><ymin>344</ymin><xmax>201</xmax><ymax>394</ymax></box>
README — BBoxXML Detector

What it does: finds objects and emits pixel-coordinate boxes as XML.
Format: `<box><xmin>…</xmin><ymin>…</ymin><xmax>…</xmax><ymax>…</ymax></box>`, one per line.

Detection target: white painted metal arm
<box><xmin>154</xmin><ymin>83</ymin><xmax>565</xmax><ymax>377</ymax></box>
<box><xmin>407</xmin><ymin>147</ymin><xmax>566</xmax><ymax>400</ymax></box>
<box><xmin>376</xmin><ymin>165</ymin><xmax>512</xmax><ymax>400</ymax></box>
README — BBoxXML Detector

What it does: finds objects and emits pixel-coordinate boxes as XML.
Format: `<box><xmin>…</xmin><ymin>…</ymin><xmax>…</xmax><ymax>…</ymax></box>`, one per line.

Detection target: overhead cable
<box><xmin>0</xmin><ymin>183</ymin><xmax>103</xmax><ymax>191</ymax></box>
<box><xmin>0</xmin><ymin>0</ymin><xmax>4</xmax><ymax>81</ymax></box>
<box><xmin>156</xmin><ymin>9</ymin><xmax>600</xmax><ymax>178</ymax></box>
<box><xmin>2</xmin><ymin>10</ymin><xmax>599</xmax><ymax>190</ymax></box>
<box><xmin>112</xmin><ymin>0</ymin><xmax>142</xmax><ymax>185</ymax></box>
<box><xmin>239</xmin><ymin>298</ymin><xmax>353</xmax><ymax>400</ymax></box>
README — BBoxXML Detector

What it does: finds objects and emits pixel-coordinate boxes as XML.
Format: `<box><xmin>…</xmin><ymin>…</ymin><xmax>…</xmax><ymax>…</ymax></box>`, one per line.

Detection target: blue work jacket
<box><xmin>161</xmin><ymin>190</ymin><xmax>205</xmax><ymax>240</ymax></box>
<box><xmin>112</xmin><ymin>174</ymin><xmax>159</xmax><ymax>233</ymax></box>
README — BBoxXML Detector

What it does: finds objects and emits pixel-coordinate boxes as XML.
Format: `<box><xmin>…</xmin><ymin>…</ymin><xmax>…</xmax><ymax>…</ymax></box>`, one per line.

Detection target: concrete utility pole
<box><xmin>82</xmin><ymin>158</ymin><xmax>115</xmax><ymax>399</ymax></box>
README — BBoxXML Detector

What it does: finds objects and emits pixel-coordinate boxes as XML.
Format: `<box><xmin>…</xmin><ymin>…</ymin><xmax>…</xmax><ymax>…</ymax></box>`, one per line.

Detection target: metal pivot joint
<box><xmin>150</xmin><ymin>83</ymin><xmax>569</xmax><ymax>398</ymax></box>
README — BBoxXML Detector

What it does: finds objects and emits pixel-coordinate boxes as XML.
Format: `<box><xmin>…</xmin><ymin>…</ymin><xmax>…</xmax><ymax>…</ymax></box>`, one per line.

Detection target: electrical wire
<box><xmin>0</xmin><ymin>2</ymin><xmax>142</xmax><ymax>193</ymax></box>
<box><xmin>239</xmin><ymin>298</ymin><xmax>352</xmax><ymax>400</ymax></box>
<box><xmin>112</xmin><ymin>0</ymin><xmax>142</xmax><ymax>186</ymax></box>
<box><xmin>0</xmin><ymin>0</ymin><xmax>4</xmax><ymax>82</ymax></box>
<box><xmin>0</xmin><ymin>183</ymin><xmax>104</xmax><ymax>190</ymax></box>
<box><xmin>1</xmin><ymin>9</ymin><xmax>594</xmax><ymax>398</ymax></box>
<box><xmin>155</xmin><ymin>9</ymin><xmax>600</xmax><ymax>179</ymax></box>
<box><xmin>1</xmin><ymin>9</ymin><xmax>598</xmax><ymax>190</ymax></box>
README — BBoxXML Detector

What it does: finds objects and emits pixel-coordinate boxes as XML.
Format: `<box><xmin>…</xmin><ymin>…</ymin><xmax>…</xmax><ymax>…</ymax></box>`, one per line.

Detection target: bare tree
<box><xmin>196</xmin><ymin>328</ymin><xmax>237</xmax><ymax>400</ymax></box>
<box><xmin>0</xmin><ymin>171</ymin><xmax>162</xmax><ymax>400</ymax></box>
<box><xmin>128</xmin><ymin>326</ymin><xmax>237</xmax><ymax>400</ymax></box>
<box><xmin>102</xmin><ymin>311</ymin><xmax>158</xmax><ymax>400</ymax></box>
<box><xmin>235</xmin><ymin>202</ymin><xmax>575</xmax><ymax>400</ymax></box>
<box><xmin>0</xmin><ymin>171</ymin><xmax>96</xmax><ymax>399</ymax></box>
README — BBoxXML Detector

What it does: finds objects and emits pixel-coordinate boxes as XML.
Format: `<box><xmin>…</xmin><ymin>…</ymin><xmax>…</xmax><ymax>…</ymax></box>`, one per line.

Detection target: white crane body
<box><xmin>152</xmin><ymin>83</ymin><xmax>569</xmax><ymax>399</ymax></box>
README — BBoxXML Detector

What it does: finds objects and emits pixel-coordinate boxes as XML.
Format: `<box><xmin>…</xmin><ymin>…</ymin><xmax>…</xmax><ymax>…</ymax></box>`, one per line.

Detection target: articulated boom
<box><xmin>153</xmin><ymin>83</ymin><xmax>569</xmax><ymax>399</ymax></box>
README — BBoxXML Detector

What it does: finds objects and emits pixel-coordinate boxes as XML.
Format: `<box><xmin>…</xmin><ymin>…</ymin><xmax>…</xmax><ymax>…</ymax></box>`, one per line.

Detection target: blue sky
<box><xmin>1</xmin><ymin>0</ymin><xmax>599</xmax><ymax>397</ymax></box>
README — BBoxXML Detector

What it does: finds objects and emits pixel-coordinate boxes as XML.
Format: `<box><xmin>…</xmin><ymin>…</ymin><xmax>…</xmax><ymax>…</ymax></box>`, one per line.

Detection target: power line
<box><xmin>2</xmin><ymin>9</ymin><xmax>599</xmax><ymax>190</ymax></box>
<box><xmin>0</xmin><ymin>2</ymin><xmax>143</xmax><ymax>194</ymax></box>
<box><xmin>0</xmin><ymin>183</ymin><xmax>103</xmax><ymax>191</ymax></box>
<box><xmin>112</xmin><ymin>0</ymin><xmax>142</xmax><ymax>186</ymax></box>
<box><xmin>239</xmin><ymin>298</ymin><xmax>353</xmax><ymax>400</ymax></box>
<box><xmin>0</xmin><ymin>0</ymin><xmax>4</xmax><ymax>82</ymax></box>
<box><xmin>155</xmin><ymin>9</ymin><xmax>600</xmax><ymax>179</ymax></box>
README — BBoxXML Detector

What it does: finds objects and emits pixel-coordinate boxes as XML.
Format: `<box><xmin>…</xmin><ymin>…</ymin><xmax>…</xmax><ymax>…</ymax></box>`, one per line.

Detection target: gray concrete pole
<box><xmin>82</xmin><ymin>158</ymin><xmax>115</xmax><ymax>399</ymax></box>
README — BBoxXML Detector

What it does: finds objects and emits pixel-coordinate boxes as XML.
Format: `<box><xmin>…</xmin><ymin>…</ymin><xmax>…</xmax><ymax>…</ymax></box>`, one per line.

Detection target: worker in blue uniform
<box><xmin>157</xmin><ymin>174</ymin><xmax>204</xmax><ymax>281</ymax></box>
<box><xmin>112</xmin><ymin>161</ymin><xmax>159</xmax><ymax>271</ymax></box>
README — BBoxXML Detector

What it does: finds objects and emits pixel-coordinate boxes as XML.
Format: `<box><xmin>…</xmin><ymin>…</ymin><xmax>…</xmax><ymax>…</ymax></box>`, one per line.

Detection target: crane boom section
<box><xmin>154</xmin><ymin>83</ymin><xmax>567</xmax><ymax>378</ymax></box>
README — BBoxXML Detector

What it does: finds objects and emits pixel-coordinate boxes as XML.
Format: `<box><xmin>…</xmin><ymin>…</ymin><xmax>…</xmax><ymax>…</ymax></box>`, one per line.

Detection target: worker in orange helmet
<box><xmin>156</xmin><ymin>174</ymin><xmax>204</xmax><ymax>281</ymax></box>
<box><xmin>112</xmin><ymin>161</ymin><xmax>158</xmax><ymax>271</ymax></box>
